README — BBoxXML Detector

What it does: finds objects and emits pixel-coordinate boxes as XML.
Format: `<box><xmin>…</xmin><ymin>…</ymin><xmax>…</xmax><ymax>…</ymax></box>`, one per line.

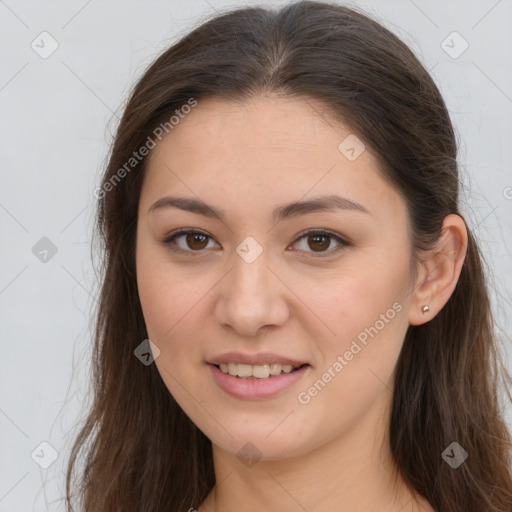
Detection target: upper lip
<box><xmin>208</xmin><ymin>351</ymin><xmax>308</xmax><ymax>367</ymax></box>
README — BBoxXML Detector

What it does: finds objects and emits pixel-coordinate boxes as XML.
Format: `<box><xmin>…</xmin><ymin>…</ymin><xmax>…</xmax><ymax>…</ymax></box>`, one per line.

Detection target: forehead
<box><xmin>141</xmin><ymin>95</ymin><xmax>406</xmax><ymax>224</ymax></box>
<box><xmin>146</xmin><ymin>95</ymin><xmax>373</xmax><ymax>180</ymax></box>
<box><xmin>153</xmin><ymin>95</ymin><xmax>348</xmax><ymax>152</ymax></box>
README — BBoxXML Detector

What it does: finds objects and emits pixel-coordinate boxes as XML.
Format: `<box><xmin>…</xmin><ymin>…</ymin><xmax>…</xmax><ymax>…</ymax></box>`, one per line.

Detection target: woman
<box><xmin>66</xmin><ymin>1</ymin><xmax>512</xmax><ymax>511</ymax></box>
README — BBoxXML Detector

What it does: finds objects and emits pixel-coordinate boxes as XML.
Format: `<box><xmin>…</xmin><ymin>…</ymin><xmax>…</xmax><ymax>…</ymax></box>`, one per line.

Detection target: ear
<box><xmin>409</xmin><ymin>214</ymin><xmax>468</xmax><ymax>326</ymax></box>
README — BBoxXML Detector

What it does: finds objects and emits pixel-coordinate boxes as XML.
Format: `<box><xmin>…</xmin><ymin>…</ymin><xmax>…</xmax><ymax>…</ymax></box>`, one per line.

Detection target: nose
<box><xmin>214</xmin><ymin>248</ymin><xmax>290</xmax><ymax>337</ymax></box>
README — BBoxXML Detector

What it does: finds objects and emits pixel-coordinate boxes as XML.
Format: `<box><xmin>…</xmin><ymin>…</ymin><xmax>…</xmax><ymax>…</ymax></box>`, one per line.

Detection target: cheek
<box><xmin>311</xmin><ymin>247</ymin><xmax>411</xmax><ymax>365</ymax></box>
<box><xmin>135</xmin><ymin>245</ymin><xmax>223</xmax><ymax>405</ymax></box>
<box><xmin>136</xmin><ymin>243</ymin><xmax>206</xmax><ymax>342</ymax></box>
<box><xmin>292</xmin><ymin>263</ymin><xmax>410</xmax><ymax>440</ymax></box>
<box><xmin>136</xmin><ymin>249</ymin><xmax>209</xmax><ymax>402</ymax></box>
<box><xmin>136</xmin><ymin>260</ymin><xmax>227</xmax><ymax>443</ymax></box>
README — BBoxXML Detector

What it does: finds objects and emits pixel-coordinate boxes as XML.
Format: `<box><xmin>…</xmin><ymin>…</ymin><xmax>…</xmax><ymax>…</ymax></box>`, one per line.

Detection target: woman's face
<box><xmin>136</xmin><ymin>95</ymin><xmax>416</xmax><ymax>460</ymax></box>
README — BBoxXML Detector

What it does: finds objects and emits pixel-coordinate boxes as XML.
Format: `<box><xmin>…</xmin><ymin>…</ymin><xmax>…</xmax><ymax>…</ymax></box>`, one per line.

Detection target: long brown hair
<box><xmin>65</xmin><ymin>2</ymin><xmax>512</xmax><ymax>511</ymax></box>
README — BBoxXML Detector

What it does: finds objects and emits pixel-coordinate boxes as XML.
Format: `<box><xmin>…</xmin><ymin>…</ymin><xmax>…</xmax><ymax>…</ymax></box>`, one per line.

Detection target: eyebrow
<box><xmin>148</xmin><ymin>194</ymin><xmax>370</xmax><ymax>222</ymax></box>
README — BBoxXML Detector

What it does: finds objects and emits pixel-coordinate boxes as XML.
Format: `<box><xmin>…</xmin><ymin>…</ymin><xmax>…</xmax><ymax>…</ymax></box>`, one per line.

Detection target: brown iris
<box><xmin>307</xmin><ymin>234</ymin><xmax>330</xmax><ymax>252</ymax></box>
<box><xmin>186</xmin><ymin>233</ymin><xmax>209</xmax><ymax>250</ymax></box>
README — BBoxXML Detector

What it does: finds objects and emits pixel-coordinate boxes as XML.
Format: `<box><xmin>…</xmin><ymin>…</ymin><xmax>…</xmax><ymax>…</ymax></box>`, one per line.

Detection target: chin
<box><xmin>201</xmin><ymin>416</ymin><xmax>315</xmax><ymax>462</ymax></box>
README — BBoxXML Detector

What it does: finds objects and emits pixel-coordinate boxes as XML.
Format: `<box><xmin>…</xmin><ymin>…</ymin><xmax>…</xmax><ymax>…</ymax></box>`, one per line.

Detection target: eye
<box><xmin>289</xmin><ymin>229</ymin><xmax>348</xmax><ymax>256</ymax></box>
<box><xmin>162</xmin><ymin>229</ymin><xmax>219</xmax><ymax>255</ymax></box>
<box><xmin>161</xmin><ymin>228</ymin><xmax>349</xmax><ymax>257</ymax></box>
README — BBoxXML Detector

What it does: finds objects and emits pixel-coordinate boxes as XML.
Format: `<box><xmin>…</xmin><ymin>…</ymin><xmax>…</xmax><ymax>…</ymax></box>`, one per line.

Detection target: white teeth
<box><xmin>252</xmin><ymin>364</ymin><xmax>270</xmax><ymax>378</ymax></box>
<box><xmin>217</xmin><ymin>362</ymin><xmax>302</xmax><ymax>378</ymax></box>
<box><xmin>269</xmin><ymin>363</ymin><xmax>282</xmax><ymax>375</ymax></box>
<box><xmin>237</xmin><ymin>364</ymin><xmax>253</xmax><ymax>378</ymax></box>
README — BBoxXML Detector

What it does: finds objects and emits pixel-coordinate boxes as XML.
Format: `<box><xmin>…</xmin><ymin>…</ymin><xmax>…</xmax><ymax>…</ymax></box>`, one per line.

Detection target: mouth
<box><xmin>207</xmin><ymin>362</ymin><xmax>311</xmax><ymax>400</ymax></box>
<box><xmin>211</xmin><ymin>362</ymin><xmax>309</xmax><ymax>379</ymax></box>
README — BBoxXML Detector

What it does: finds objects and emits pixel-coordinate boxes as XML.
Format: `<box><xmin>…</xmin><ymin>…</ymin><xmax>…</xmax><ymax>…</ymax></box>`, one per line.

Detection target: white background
<box><xmin>1</xmin><ymin>0</ymin><xmax>511</xmax><ymax>510</ymax></box>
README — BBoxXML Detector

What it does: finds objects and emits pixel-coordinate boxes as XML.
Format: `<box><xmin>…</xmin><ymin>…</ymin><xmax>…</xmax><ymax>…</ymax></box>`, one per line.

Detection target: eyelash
<box><xmin>161</xmin><ymin>228</ymin><xmax>349</xmax><ymax>258</ymax></box>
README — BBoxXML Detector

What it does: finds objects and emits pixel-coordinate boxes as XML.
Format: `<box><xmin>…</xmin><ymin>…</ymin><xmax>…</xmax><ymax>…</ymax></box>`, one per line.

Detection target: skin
<box><xmin>135</xmin><ymin>95</ymin><xmax>467</xmax><ymax>512</ymax></box>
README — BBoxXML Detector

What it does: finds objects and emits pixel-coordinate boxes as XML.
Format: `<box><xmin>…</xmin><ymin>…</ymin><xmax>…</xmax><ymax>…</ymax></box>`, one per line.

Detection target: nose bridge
<box><xmin>229</xmin><ymin>239</ymin><xmax>272</xmax><ymax>301</ymax></box>
<box><xmin>216</xmin><ymin>238</ymin><xmax>289</xmax><ymax>335</ymax></box>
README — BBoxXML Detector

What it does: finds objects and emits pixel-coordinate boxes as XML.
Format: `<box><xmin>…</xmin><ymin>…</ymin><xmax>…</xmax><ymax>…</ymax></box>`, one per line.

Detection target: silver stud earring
<box><xmin>421</xmin><ymin>305</ymin><xmax>430</xmax><ymax>313</ymax></box>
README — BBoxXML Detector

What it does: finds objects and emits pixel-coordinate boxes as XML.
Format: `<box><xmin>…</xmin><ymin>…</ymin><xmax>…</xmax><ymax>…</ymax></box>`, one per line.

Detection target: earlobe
<box><xmin>408</xmin><ymin>214</ymin><xmax>468</xmax><ymax>326</ymax></box>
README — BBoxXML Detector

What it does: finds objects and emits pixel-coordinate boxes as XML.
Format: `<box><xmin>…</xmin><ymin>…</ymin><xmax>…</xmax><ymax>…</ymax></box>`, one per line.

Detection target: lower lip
<box><xmin>208</xmin><ymin>363</ymin><xmax>310</xmax><ymax>400</ymax></box>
